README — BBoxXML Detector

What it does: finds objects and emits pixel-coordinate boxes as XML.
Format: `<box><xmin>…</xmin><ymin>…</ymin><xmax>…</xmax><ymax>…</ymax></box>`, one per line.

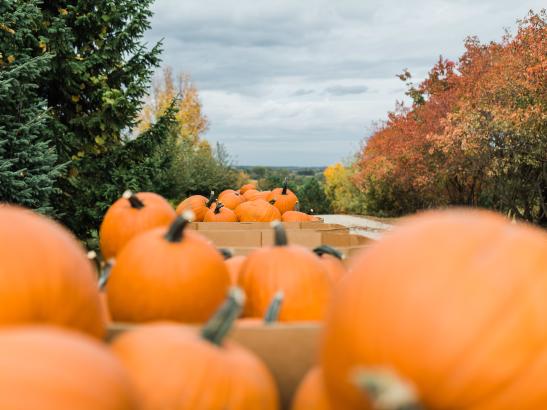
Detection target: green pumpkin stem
<box><xmin>272</xmin><ymin>222</ymin><xmax>288</xmax><ymax>246</ymax></box>
<box><xmin>264</xmin><ymin>291</ymin><xmax>284</xmax><ymax>324</ymax></box>
<box><xmin>352</xmin><ymin>368</ymin><xmax>423</xmax><ymax>410</ymax></box>
<box><xmin>313</xmin><ymin>245</ymin><xmax>344</xmax><ymax>260</ymax></box>
<box><xmin>201</xmin><ymin>287</ymin><xmax>245</xmax><ymax>346</ymax></box>
<box><xmin>219</xmin><ymin>248</ymin><xmax>233</xmax><ymax>260</ymax></box>
<box><xmin>164</xmin><ymin>215</ymin><xmax>191</xmax><ymax>243</ymax></box>
<box><xmin>214</xmin><ymin>202</ymin><xmax>224</xmax><ymax>214</ymax></box>
<box><xmin>206</xmin><ymin>191</ymin><xmax>216</xmax><ymax>207</ymax></box>
<box><xmin>123</xmin><ymin>190</ymin><xmax>144</xmax><ymax>209</ymax></box>
<box><xmin>98</xmin><ymin>260</ymin><xmax>114</xmax><ymax>290</ymax></box>
<box><xmin>282</xmin><ymin>177</ymin><xmax>289</xmax><ymax>195</ymax></box>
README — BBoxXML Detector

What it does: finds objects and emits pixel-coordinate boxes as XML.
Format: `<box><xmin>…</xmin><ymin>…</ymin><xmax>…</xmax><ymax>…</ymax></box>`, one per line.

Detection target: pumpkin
<box><xmin>282</xmin><ymin>211</ymin><xmax>318</xmax><ymax>222</ymax></box>
<box><xmin>106</xmin><ymin>213</ymin><xmax>230</xmax><ymax>323</ymax></box>
<box><xmin>292</xmin><ymin>367</ymin><xmax>332</xmax><ymax>410</ymax></box>
<box><xmin>0</xmin><ymin>206</ymin><xmax>106</xmax><ymax>338</ymax></box>
<box><xmin>226</xmin><ymin>255</ymin><xmax>247</xmax><ymax>285</ymax></box>
<box><xmin>0</xmin><ymin>326</ymin><xmax>137</xmax><ymax>409</ymax></box>
<box><xmin>321</xmin><ymin>209</ymin><xmax>547</xmax><ymax>410</ymax></box>
<box><xmin>238</xmin><ymin>223</ymin><xmax>331</xmax><ymax>320</ymax></box>
<box><xmin>313</xmin><ymin>245</ymin><xmax>347</xmax><ymax>283</ymax></box>
<box><xmin>100</xmin><ymin>191</ymin><xmax>176</xmax><ymax>259</ymax></box>
<box><xmin>235</xmin><ymin>200</ymin><xmax>281</xmax><ymax>222</ymax></box>
<box><xmin>240</xmin><ymin>183</ymin><xmax>257</xmax><ymax>194</ymax></box>
<box><xmin>243</xmin><ymin>189</ymin><xmax>261</xmax><ymax>201</ymax></box>
<box><xmin>218</xmin><ymin>190</ymin><xmax>245</xmax><ymax>210</ymax></box>
<box><xmin>204</xmin><ymin>202</ymin><xmax>238</xmax><ymax>222</ymax></box>
<box><xmin>175</xmin><ymin>191</ymin><xmax>215</xmax><ymax>221</ymax></box>
<box><xmin>111</xmin><ymin>289</ymin><xmax>280</xmax><ymax>410</ymax></box>
<box><xmin>268</xmin><ymin>178</ymin><xmax>298</xmax><ymax>214</ymax></box>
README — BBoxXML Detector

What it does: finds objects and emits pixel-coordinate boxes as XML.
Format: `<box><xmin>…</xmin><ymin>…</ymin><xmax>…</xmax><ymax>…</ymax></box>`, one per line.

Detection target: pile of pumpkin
<box><xmin>0</xmin><ymin>192</ymin><xmax>546</xmax><ymax>409</ymax></box>
<box><xmin>176</xmin><ymin>180</ymin><xmax>319</xmax><ymax>223</ymax></box>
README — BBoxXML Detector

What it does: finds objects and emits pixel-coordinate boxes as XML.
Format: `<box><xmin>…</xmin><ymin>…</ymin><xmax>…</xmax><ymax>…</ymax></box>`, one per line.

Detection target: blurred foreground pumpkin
<box><xmin>321</xmin><ymin>209</ymin><xmax>547</xmax><ymax>410</ymax></box>
<box><xmin>0</xmin><ymin>326</ymin><xmax>137</xmax><ymax>409</ymax></box>
<box><xmin>0</xmin><ymin>206</ymin><xmax>106</xmax><ymax>338</ymax></box>
<box><xmin>112</xmin><ymin>288</ymin><xmax>279</xmax><ymax>410</ymax></box>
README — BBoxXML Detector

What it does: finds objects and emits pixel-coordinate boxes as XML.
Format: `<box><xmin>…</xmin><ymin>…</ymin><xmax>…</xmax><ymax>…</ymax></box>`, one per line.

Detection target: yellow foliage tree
<box><xmin>324</xmin><ymin>162</ymin><xmax>366</xmax><ymax>214</ymax></box>
<box><xmin>138</xmin><ymin>67</ymin><xmax>209</xmax><ymax>149</ymax></box>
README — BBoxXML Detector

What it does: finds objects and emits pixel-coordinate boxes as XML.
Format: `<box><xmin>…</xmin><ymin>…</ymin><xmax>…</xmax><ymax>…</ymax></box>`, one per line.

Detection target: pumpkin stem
<box><xmin>352</xmin><ymin>368</ymin><xmax>423</xmax><ymax>410</ymax></box>
<box><xmin>313</xmin><ymin>245</ymin><xmax>344</xmax><ymax>260</ymax></box>
<box><xmin>206</xmin><ymin>191</ymin><xmax>215</xmax><ymax>207</ymax></box>
<box><xmin>269</xmin><ymin>199</ymin><xmax>276</xmax><ymax>205</ymax></box>
<box><xmin>264</xmin><ymin>291</ymin><xmax>284</xmax><ymax>324</ymax></box>
<box><xmin>271</xmin><ymin>221</ymin><xmax>288</xmax><ymax>246</ymax></box>
<box><xmin>201</xmin><ymin>287</ymin><xmax>245</xmax><ymax>346</ymax></box>
<box><xmin>214</xmin><ymin>202</ymin><xmax>224</xmax><ymax>214</ymax></box>
<box><xmin>164</xmin><ymin>213</ymin><xmax>192</xmax><ymax>243</ymax></box>
<box><xmin>123</xmin><ymin>190</ymin><xmax>144</xmax><ymax>209</ymax></box>
<box><xmin>282</xmin><ymin>177</ymin><xmax>289</xmax><ymax>195</ymax></box>
<box><xmin>98</xmin><ymin>260</ymin><xmax>115</xmax><ymax>290</ymax></box>
<box><xmin>219</xmin><ymin>248</ymin><xmax>233</xmax><ymax>259</ymax></box>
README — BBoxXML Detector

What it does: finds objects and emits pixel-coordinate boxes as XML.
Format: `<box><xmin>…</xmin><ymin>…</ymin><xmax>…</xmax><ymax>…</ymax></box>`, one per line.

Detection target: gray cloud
<box><xmin>144</xmin><ymin>0</ymin><xmax>545</xmax><ymax>166</ymax></box>
<box><xmin>324</xmin><ymin>85</ymin><xmax>369</xmax><ymax>96</ymax></box>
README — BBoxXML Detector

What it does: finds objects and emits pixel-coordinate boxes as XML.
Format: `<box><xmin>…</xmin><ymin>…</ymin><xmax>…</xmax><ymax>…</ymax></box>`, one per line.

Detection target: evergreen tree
<box><xmin>0</xmin><ymin>1</ymin><xmax>63</xmax><ymax>214</ymax></box>
<box><xmin>31</xmin><ymin>0</ymin><xmax>170</xmax><ymax>236</ymax></box>
<box><xmin>296</xmin><ymin>177</ymin><xmax>331</xmax><ymax>214</ymax></box>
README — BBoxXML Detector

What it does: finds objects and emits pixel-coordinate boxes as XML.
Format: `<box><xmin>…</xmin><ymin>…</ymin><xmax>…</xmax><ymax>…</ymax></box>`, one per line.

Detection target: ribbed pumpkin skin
<box><xmin>282</xmin><ymin>211</ymin><xmax>317</xmax><ymax>222</ymax></box>
<box><xmin>226</xmin><ymin>255</ymin><xmax>247</xmax><ymax>285</ymax></box>
<box><xmin>0</xmin><ymin>206</ymin><xmax>106</xmax><ymax>338</ymax></box>
<box><xmin>322</xmin><ymin>209</ymin><xmax>547</xmax><ymax>410</ymax></box>
<box><xmin>235</xmin><ymin>200</ymin><xmax>281</xmax><ymax>222</ymax></box>
<box><xmin>175</xmin><ymin>195</ymin><xmax>209</xmax><ymax>221</ymax></box>
<box><xmin>0</xmin><ymin>326</ymin><xmax>137</xmax><ymax>410</ymax></box>
<box><xmin>238</xmin><ymin>245</ymin><xmax>331</xmax><ymax>320</ymax></box>
<box><xmin>218</xmin><ymin>191</ymin><xmax>245</xmax><ymax>210</ymax></box>
<box><xmin>239</xmin><ymin>183</ymin><xmax>257</xmax><ymax>194</ymax></box>
<box><xmin>204</xmin><ymin>205</ymin><xmax>238</xmax><ymax>222</ymax></box>
<box><xmin>317</xmin><ymin>254</ymin><xmax>346</xmax><ymax>283</ymax></box>
<box><xmin>292</xmin><ymin>367</ymin><xmax>332</xmax><ymax>410</ymax></box>
<box><xmin>106</xmin><ymin>227</ymin><xmax>230</xmax><ymax>323</ymax></box>
<box><xmin>112</xmin><ymin>323</ymin><xmax>280</xmax><ymax>410</ymax></box>
<box><xmin>268</xmin><ymin>188</ymin><xmax>298</xmax><ymax>214</ymax></box>
<box><xmin>243</xmin><ymin>189</ymin><xmax>261</xmax><ymax>201</ymax></box>
<box><xmin>100</xmin><ymin>192</ymin><xmax>175</xmax><ymax>259</ymax></box>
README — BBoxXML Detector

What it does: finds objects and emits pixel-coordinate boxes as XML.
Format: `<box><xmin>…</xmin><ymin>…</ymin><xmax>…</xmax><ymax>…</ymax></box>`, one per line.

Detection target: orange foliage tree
<box><xmin>355</xmin><ymin>11</ymin><xmax>546</xmax><ymax>224</ymax></box>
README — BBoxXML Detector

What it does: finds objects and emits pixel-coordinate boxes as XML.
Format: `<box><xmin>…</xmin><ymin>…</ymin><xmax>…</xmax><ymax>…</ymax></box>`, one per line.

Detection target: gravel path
<box><xmin>317</xmin><ymin>215</ymin><xmax>393</xmax><ymax>239</ymax></box>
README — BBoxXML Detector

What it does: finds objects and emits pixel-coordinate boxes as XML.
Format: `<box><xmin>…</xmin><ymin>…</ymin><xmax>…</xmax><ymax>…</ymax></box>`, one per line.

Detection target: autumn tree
<box><xmin>137</xmin><ymin>67</ymin><xmax>239</xmax><ymax>200</ymax></box>
<box><xmin>354</xmin><ymin>10</ymin><xmax>546</xmax><ymax>224</ymax></box>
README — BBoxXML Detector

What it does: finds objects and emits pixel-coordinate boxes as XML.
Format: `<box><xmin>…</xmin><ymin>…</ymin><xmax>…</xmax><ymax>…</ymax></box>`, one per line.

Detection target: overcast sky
<box><xmin>144</xmin><ymin>1</ymin><xmax>543</xmax><ymax>166</ymax></box>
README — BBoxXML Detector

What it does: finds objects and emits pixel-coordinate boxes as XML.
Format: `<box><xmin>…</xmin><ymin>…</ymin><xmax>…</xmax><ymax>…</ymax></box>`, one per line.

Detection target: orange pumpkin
<box><xmin>240</xmin><ymin>183</ymin><xmax>257</xmax><ymax>194</ymax></box>
<box><xmin>0</xmin><ymin>206</ymin><xmax>106</xmax><ymax>338</ymax></box>
<box><xmin>268</xmin><ymin>178</ymin><xmax>298</xmax><ymax>214</ymax></box>
<box><xmin>243</xmin><ymin>189</ymin><xmax>261</xmax><ymax>201</ymax></box>
<box><xmin>112</xmin><ymin>289</ymin><xmax>279</xmax><ymax>410</ymax></box>
<box><xmin>226</xmin><ymin>255</ymin><xmax>247</xmax><ymax>285</ymax></box>
<box><xmin>218</xmin><ymin>190</ymin><xmax>245</xmax><ymax>210</ymax></box>
<box><xmin>175</xmin><ymin>191</ymin><xmax>215</xmax><ymax>221</ymax></box>
<box><xmin>0</xmin><ymin>326</ymin><xmax>137</xmax><ymax>409</ymax></box>
<box><xmin>100</xmin><ymin>191</ymin><xmax>176</xmax><ymax>259</ymax></box>
<box><xmin>292</xmin><ymin>367</ymin><xmax>332</xmax><ymax>410</ymax></box>
<box><xmin>313</xmin><ymin>246</ymin><xmax>346</xmax><ymax>283</ymax></box>
<box><xmin>106</xmin><ymin>214</ymin><xmax>230</xmax><ymax>323</ymax></box>
<box><xmin>282</xmin><ymin>211</ymin><xmax>318</xmax><ymax>222</ymax></box>
<box><xmin>238</xmin><ymin>223</ymin><xmax>331</xmax><ymax>320</ymax></box>
<box><xmin>235</xmin><ymin>200</ymin><xmax>281</xmax><ymax>222</ymax></box>
<box><xmin>204</xmin><ymin>202</ymin><xmax>238</xmax><ymax>222</ymax></box>
<box><xmin>321</xmin><ymin>209</ymin><xmax>547</xmax><ymax>410</ymax></box>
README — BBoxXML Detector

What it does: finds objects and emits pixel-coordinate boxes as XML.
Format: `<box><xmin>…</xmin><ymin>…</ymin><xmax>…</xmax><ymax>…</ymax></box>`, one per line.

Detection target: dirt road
<box><xmin>318</xmin><ymin>215</ymin><xmax>393</xmax><ymax>239</ymax></box>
